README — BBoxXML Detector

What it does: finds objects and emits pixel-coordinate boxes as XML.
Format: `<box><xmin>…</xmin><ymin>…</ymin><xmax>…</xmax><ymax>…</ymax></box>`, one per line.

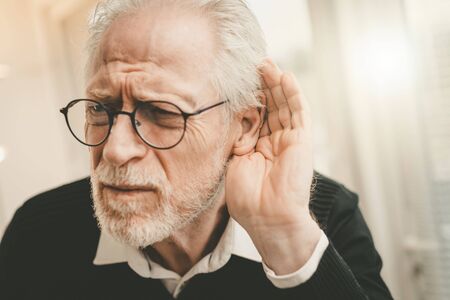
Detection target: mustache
<box><xmin>92</xmin><ymin>161</ymin><xmax>170</xmax><ymax>195</ymax></box>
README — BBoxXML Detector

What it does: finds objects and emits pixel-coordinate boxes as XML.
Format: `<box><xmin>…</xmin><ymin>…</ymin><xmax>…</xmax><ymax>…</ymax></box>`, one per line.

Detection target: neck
<box><xmin>144</xmin><ymin>194</ymin><xmax>229</xmax><ymax>276</ymax></box>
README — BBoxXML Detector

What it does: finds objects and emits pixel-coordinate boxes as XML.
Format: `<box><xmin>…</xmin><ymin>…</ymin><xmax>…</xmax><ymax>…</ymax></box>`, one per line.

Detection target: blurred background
<box><xmin>0</xmin><ymin>0</ymin><xmax>449</xmax><ymax>299</ymax></box>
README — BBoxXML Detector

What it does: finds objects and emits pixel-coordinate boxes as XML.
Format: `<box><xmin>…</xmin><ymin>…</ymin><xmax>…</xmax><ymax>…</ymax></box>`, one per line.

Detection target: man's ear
<box><xmin>232</xmin><ymin>96</ymin><xmax>266</xmax><ymax>156</ymax></box>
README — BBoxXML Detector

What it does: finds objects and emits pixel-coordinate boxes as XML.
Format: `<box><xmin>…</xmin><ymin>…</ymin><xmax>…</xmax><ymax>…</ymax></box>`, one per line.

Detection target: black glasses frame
<box><xmin>60</xmin><ymin>99</ymin><xmax>228</xmax><ymax>150</ymax></box>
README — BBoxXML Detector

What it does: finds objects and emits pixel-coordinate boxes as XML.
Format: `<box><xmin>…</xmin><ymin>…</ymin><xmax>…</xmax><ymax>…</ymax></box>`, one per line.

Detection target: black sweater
<box><xmin>0</xmin><ymin>173</ymin><xmax>393</xmax><ymax>300</ymax></box>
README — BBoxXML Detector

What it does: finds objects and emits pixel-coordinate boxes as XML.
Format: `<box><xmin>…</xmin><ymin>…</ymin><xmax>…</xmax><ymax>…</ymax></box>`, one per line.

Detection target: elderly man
<box><xmin>0</xmin><ymin>0</ymin><xmax>392</xmax><ymax>299</ymax></box>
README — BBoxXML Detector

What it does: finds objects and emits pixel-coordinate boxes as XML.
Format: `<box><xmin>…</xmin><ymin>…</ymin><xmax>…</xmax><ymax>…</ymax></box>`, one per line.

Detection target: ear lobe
<box><xmin>232</xmin><ymin>105</ymin><xmax>265</xmax><ymax>156</ymax></box>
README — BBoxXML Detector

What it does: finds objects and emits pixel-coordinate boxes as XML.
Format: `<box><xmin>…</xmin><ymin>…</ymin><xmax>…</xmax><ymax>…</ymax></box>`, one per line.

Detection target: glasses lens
<box><xmin>135</xmin><ymin>102</ymin><xmax>185</xmax><ymax>148</ymax></box>
<box><xmin>66</xmin><ymin>100</ymin><xmax>110</xmax><ymax>146</ymax></box>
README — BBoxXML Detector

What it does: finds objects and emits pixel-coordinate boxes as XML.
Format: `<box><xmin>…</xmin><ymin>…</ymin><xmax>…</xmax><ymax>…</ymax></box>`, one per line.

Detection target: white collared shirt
<box><xmin>94</xmin><ymin>218</ymin><xmax>329</xmax><ymax>298</ymax></box>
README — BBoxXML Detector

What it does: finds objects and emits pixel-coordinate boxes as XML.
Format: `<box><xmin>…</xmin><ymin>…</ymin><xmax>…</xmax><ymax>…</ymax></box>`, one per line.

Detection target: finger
<box><xmin>272</xmin><ymin>85</ymin><xmax>292</xmax><ymax>129</ymax></box>
<box><xmin>260</xmin><ymin>76</ymin><xmax>276</xmax><ymax>113</ymax></box>
<box><xmin>281</xmin><ymin>72</ymin><xmax>310</xmax><ymax>113</ymax></box>
<box><xmin>260</xmin><ymin>59</ymin><xmax>283</xmax><ymax>91</ymax></box>
<box><xmin>261</xmin><ymin>60</ymin><xmax>292</xmax><ymax>129</ymax></box>
<box><xmin>281</xmin><ymin>72</ymin><xmax>311</xmax><ymax>129</ymax></box>
<box><xmin>261</xmin><ymin>76</ymin><xmax>282</xmax><ymax>132</ymax></box>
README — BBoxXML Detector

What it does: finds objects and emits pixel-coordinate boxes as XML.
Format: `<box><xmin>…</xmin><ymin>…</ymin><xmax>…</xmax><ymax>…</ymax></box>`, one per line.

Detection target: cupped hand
<box><xmin>225</xmin><ymin>59</ymin><xmax>321</xmax><ymax>274</ymax></box>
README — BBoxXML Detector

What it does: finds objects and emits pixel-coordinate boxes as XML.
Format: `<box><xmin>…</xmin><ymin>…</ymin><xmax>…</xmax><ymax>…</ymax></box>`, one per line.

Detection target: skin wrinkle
<box><xmin>87</xmin><ymin>64</ymin><xmax>199</xmax><ymax>110</ymax></box>
<box><xmin>90</xmin><ymin>12</ymin><xmax>214</xmax><ymax>108</ymax></box>
<box><xmin>184</xmin><ymin>118</ymin><xmax>215</xmax><ymax>149</ymax></box>
<box><xmin>124</xmin><ymin>75</ymin><xmax>133</xmax><ymax>110</ymax></box>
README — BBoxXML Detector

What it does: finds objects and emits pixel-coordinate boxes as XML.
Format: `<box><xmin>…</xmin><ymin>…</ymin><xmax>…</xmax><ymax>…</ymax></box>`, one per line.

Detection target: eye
<box><xmin>86</xmin><ymin>103</ymin><xmax>105</xmax><ymax>113</ymax></box>
<box><xmin>84</xmin><ymin>102</ymin><xmax>109</xmax><ymax>126</ymax></box>
<box><xmin>92</xmin><ymin>104</ymin><xmax>106</xmax><ymax>112</ymax></box>
<box><xmin>153</xmin><ymin>106</ymin><xmax>180</xmax><ymax>116</ymax></box>
<box><xmin>143</xmin><ymin>102</ymin><xmax>182</xmax><ymax>117</ymax></box>
<box><xmin>137</xmin><ymin>102</ymin><xmax>184</xmax><ymax>129</ymax></box>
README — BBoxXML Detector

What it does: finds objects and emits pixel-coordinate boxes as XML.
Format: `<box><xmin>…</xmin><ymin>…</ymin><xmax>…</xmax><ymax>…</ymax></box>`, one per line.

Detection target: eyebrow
<box><xmin>136</xmin><ymin>91</ymin><xmax>196</xmax><ymax>107</ymax></box>
<box><xmin>86</xmin><ymin>89</ymin><xmax>113</xmax><ymax>100</ymax></box>
<box><xmin>86</xmin><ymin>88</ymin><xmax>196</xmax><ymax>108</ymax></box>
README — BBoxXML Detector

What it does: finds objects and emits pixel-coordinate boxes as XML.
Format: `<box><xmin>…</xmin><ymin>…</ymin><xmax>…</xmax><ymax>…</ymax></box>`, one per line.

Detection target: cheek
<box><xmin>89</xmin><ymin>146</ymin><xmax>104</xmax><ymax>170</ymax></box>
<box><xmin>182</xmin><ymin>113</ymin><xmax>229</xmax><ymax>152</ymax></box>
<box><xmin>182</xmin><ymin>121</ymin><xmax>211</xmax><ymax>152</ymax></box>
<box><xmin>170</xmin><ymin>124</ymin><xmax>229</xmax><ymax>169</ymax></box>
<box><xmin>159</xmin><ymin>139</ymin><xmax>215</xmax><ymax>184</ymax></box>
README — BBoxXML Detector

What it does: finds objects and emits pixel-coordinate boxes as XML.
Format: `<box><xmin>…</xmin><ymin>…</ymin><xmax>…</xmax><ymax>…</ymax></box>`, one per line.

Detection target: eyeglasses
<box><xmin>60</xmin><ymin>99</ymin><xmax>227</xmax><ymax>150</ymax></box>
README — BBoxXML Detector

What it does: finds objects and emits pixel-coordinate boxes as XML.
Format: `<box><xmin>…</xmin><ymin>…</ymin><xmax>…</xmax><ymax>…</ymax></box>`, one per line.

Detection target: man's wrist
<box><xmin>263</xmin><ymin>231</ymin><xmax>329</xmax><ymax>288</ymax></box>
<box><xmin>251</xmin><ymin>211</ymin><xmax>322</xmax><ymax>275</ymax></box>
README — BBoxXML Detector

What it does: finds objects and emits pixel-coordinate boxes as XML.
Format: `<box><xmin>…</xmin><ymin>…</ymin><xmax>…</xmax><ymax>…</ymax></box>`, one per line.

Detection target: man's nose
<box><xmin>102</xmin><ymin>114</ymin><xmax>147</xmax><ymax>167</ymax></box>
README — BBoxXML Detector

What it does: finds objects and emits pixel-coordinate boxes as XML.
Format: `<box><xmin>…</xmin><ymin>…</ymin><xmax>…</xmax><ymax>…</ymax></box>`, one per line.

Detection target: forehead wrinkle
<box><xmin>129</xmin><ymin>72</ymin><xmax>197</xmax><ymax>107</ymax></box>
<box><xmin>86</xmin><ymin>64</ymin><xmax>198</xmax><ymax>109</ymax></box>
<box><xmin>88</xmin><ymin>7</ymin><xmax>218</xmax><ymax>108</ymax></box>
<box><xmin>86</xmin><ymin>65</ymin><xmax>123</xmax><ymax>99</ymax></box>
<box><xmin>87</xmin><ymin>88</ymin><xmax>112</xmax><ymax>100</ymax></box>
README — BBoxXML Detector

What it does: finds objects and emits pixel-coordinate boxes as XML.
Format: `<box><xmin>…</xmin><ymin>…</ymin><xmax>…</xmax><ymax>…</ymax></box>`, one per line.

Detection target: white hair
<box><xmin>86</xmin><ymin>0</ymin><xmax>267</xmax><ymax>114</ymax></box>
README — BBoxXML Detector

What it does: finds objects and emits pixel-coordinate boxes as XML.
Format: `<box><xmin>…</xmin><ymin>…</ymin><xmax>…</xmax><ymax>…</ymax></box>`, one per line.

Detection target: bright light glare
<box><xmin>0</xmin><ymin>146</ymin><xmax>7</xmax><ymax>163</ymax></box>
<box><xmin>351</xmin><ymin>33</ymin><xmax>414</xmax><ymax>91</ymax></box>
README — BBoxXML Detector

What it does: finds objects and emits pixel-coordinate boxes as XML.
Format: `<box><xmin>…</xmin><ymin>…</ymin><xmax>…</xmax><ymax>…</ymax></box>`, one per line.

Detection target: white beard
<box><xmin>90</xmin><ymin>149</ymin><xmax>227</xmax><ymax>248</ymax></box>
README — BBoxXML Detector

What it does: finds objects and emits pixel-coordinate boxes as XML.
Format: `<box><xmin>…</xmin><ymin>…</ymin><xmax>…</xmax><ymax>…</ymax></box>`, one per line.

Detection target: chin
<box><xmin>89</xmin><ymin>155</ymin><xmax>227</xmax><ymax>248</ymax></box>
<box><xmin>97</xmin><ymin>210</ymin><xmax>177</xmax><ymax>248</ymax></box>
<box><xmin>92</xmin><ymin>184</ymin><xmax>178</xmax><ymax>247</ymax></box>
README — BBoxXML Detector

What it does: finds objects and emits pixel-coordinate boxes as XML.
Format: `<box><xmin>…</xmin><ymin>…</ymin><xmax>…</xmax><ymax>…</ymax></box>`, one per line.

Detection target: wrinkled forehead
<box><xmin>86</xmin><ymin>5</ymin><xmax>218</xmax><ymax>100</ymax></box>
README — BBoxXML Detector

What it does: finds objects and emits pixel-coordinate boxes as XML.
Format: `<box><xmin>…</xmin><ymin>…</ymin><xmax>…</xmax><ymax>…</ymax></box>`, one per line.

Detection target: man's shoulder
<box><xmin>2</xmin><ymin>177</ymin><xmax>99</xmax><ymax>258</ymax></box>
<box><xmin>1</xmin><ymin>178</ymin><xmax>102</xmax><ymax>293</ymax></box>
<box><xmin>310</xmin><ymin>172</ymin><xmax>360</xmax><ymax>231</ymax></box>
<box><xmin>9</xmin><ymin>177</ymin><xmax>94</xmax><ymax>232</ymax></box>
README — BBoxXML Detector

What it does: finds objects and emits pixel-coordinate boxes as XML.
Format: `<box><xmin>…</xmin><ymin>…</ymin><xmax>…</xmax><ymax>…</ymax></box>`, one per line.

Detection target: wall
<box><xmin>0</xmin><ymin>0</ymin><xmax>74</xmax><ymax>232</ymax></box>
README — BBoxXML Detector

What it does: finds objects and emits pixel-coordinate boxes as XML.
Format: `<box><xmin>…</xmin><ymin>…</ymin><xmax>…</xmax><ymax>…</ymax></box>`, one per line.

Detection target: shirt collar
<box><xmin>93</xmin><ymin>217</ymin><xmax>262</xmax><ymax>278</ymax></box>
